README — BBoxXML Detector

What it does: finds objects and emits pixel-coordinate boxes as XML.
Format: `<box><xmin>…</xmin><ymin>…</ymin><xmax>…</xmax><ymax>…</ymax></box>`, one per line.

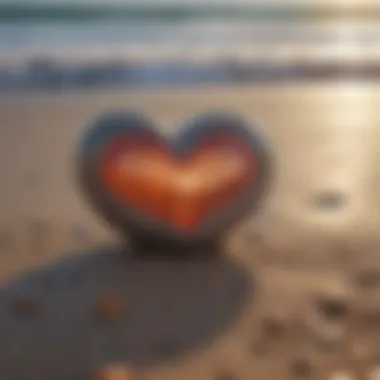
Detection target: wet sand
<box><xmin>1</xmin><ymin>82</ymin><xmax>380</xmax><ymax>379</ymax></box>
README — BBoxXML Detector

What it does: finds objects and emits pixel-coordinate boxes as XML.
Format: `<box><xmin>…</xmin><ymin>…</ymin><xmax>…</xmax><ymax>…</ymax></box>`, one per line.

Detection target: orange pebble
<box><xmin>96</xmin><ymin>295</ymin><xmax>124</xmax><ymax>323</ymax></box>
<box><xmin>93</xmin><ymin>364</ymin><xmax>134</xmax><ymax>380</ymax></box>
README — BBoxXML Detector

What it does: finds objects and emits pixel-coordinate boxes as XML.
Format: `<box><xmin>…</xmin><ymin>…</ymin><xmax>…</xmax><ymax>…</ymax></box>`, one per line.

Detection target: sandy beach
<box><xmin>1</xmin><ymin>82</ymin><xmax>380</xmax><ymax>379</ymax></box>
<box><xmin>1</xmin><ymin>82</ymin><xmax>380</xmax><ymax>276</ymax></box>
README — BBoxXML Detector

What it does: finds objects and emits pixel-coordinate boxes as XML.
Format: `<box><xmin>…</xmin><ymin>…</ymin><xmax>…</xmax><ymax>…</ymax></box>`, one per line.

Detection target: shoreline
<box><xmin>1</xmin><ymin>64</ymin><xmax>380</xmax><ymax>95</ymax></box>
<box><xmin>2</xmin><ymin>39</ymin><xmax>380</xmax><ymax>66</ymax></box>
<box><xmin>0</xmin><ymin>79</ymin><xmax>377</xmax><ymax>104</ymax></box>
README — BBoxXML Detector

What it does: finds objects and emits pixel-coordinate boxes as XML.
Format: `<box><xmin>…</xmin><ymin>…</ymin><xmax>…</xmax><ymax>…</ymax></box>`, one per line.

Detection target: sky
<box><xmin>1</xmin><ymin>0</ymin><xmax>280</xmax><ymax>3</ymax></box>
<box><xmin>0</xmin><ymin>0</ymin><xmax>285</xmax><ymax>4</ymax></box>
<box><xmin>0</xmin><ymin>0</ymin><xmax>372</xmax><ymax>6</ymax></box>
<box><xmin>0</xmin><ymin>0</ymin><xmax>375</xmax><ymax>9</ymax></box>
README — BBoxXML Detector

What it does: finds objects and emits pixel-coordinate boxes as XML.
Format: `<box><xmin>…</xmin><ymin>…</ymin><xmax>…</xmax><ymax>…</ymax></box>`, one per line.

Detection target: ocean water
<box><xmin>1</xmin><ymin>5</ymin><xmax>380</xmax><ymax>90</ymax></box>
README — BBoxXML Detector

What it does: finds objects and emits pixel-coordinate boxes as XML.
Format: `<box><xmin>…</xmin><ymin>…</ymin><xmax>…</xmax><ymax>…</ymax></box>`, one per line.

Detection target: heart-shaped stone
<box><xmin>77</xmin><ymin>111</ymin><xmax>270</xmax><ymax>246</ymax></box>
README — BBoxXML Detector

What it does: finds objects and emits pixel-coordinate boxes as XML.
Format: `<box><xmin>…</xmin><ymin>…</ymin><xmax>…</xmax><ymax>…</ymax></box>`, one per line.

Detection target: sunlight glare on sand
<box><xmin>368</xmin><ymin>367</ymin><xmax>380</xmax><ymax>380</ymax></box>
<box><xmin>329</xmin><ymin>371</ymin><xmax>356</xmax><ymax>380</ymax></box>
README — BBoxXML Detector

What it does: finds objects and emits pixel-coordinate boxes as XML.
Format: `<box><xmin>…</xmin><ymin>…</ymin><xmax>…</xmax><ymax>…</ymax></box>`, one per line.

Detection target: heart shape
<box><xmin>77</xmin><ymin>111</ymin><xmax>270</xmax><ymax>245</ymax></box>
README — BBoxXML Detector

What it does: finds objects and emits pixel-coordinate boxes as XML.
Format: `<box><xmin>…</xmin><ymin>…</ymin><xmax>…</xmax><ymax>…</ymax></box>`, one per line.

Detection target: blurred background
<box><xmin>2</xmin><ymin>0</ymin><xmax>380</xmax><ymax>91</ymax></box>
<box><xmin>3</xmin><ymin>2</ymin><xmax>380</xmax><ymax>379</ymax></box>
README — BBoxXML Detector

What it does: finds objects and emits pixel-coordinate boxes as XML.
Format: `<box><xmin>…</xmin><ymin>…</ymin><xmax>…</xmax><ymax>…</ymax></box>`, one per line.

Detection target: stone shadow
<box><xmin>0</xmin><ymin>245</ymin><xmax>254</xmax><ymax>380</ymax></box>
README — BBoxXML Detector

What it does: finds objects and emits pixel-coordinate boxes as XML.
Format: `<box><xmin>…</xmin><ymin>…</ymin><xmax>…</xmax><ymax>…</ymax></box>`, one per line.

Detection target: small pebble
<box><xmin>354</xmin><ymin>271</ymin><xmax>380</xmax><ymax>290</ymax></box>
<box><xmin>11</xmin><ymin>295</ymin><xmax>38</xmax><ymax>316</ymax></box>
<box><xmin>313</xmin><ymin>191</ymin><xmax>346</xmax><ymax>211</ymax></box>
<box><xmin>261</xmin><ymin>316</ymin><xmax>286</xmax><ymax>338</ymax></box>
<box><xmin>96</xmin><ymin>295</ymin><xmax>124</xmax><ymax>323</ymax></box>
<box><xmin>290</xmin><ymin>358</ymin><xmax>313</xmax><ymax>378</ymax></box>
<box><xmin>214</xmin><ymin>370</ymin><xmax>235</xmax><ymax>380</ymax></box>
<box><xmin>316</xmin><ymin>298</ymin><xmax>349</xmax><ymax>321</ymax></box>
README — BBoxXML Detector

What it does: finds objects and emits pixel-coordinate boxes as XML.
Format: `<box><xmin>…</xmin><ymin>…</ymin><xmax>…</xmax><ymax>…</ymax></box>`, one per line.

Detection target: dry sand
<box><xmin>1</xmin><ymin>82</ymin><xmax>380</xmax><ymax>379</ymax></box>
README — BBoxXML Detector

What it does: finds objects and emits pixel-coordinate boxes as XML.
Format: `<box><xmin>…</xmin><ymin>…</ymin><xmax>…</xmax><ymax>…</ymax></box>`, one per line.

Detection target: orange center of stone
<box><xmin>101</xmin><ymin>134</ymin><xmax>258</xmax><ymax>232</ymax></box>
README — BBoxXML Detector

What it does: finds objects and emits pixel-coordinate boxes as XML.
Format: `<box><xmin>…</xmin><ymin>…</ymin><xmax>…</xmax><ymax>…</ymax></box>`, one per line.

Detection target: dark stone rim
<box><xmin>76</xmin><ymin>110</ymin><xmax>272</xmax><ymax>245</ymax></box>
